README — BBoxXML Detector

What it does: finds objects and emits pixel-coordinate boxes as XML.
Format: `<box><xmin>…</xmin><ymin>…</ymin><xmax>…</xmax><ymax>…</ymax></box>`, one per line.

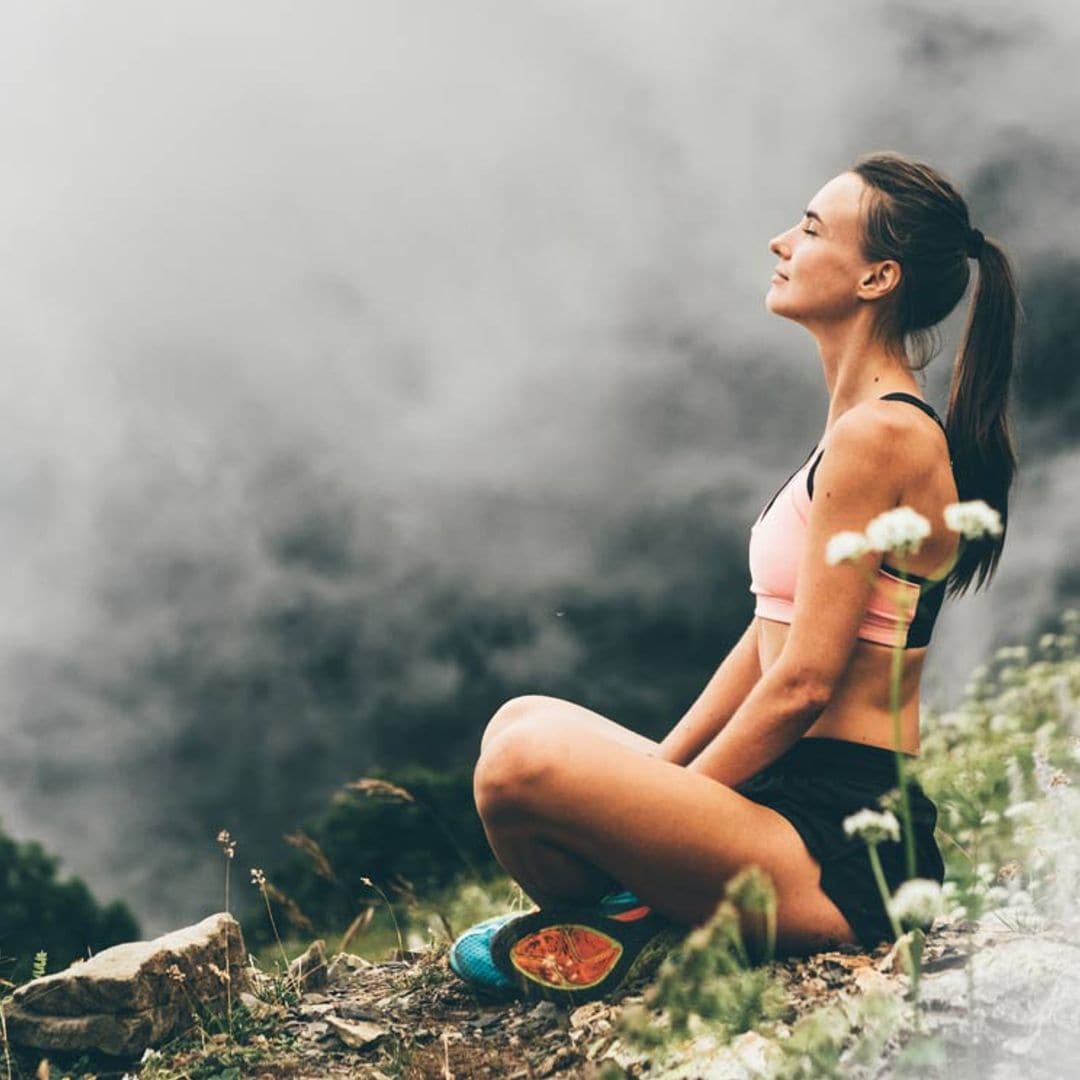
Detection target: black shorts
<box><xmin>734</xmin><ymin>736</ymin><xmax>945</xmax><ymax>949</ymax></box>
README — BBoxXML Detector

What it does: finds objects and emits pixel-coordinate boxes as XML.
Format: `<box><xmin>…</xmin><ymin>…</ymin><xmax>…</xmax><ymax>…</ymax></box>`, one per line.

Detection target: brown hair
<box><xmin>850</xmin><ymin>150</ymin><xmax>1024</xmax><ymax>598</ymax></box>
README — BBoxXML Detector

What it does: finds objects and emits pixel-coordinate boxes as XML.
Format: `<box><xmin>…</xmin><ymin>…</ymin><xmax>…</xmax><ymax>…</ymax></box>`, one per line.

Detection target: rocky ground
<box><xmin>9</xmin><ymin>913</ymin><xmax>1080</xmax><ymax>1079</ymax></box>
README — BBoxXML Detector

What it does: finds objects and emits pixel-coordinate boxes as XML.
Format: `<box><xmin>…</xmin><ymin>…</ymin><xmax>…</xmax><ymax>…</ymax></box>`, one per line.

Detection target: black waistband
<box><xmin>763</xmin><ymin>737</ymin><xmax>913</xmax><ymax>783</ymax></box>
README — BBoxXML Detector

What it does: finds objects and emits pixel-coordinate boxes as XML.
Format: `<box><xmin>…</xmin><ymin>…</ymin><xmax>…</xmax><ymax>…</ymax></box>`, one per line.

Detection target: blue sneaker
<box><xmin>597</xmin><ymin>888</ymin><xmax>645</xmax><ymax>914</ymax></box>
<box><xmin>489</xmin><ymin>889</ymin><xmax>684</xmax><ymax>1005</ymax></box>
<box><xmin>447</xmin><ymin>911</ymin><xmax>532</xmax><ymax>996</ymax></box>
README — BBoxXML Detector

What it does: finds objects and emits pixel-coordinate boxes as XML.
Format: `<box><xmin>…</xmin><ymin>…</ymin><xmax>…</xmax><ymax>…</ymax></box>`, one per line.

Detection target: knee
<box><xmin>479</xmin><ymin>694</ymin><xmax>553</xmax><ymax>758</ymax></box>
<box><xmin>473</xmin><ymin>722</ymin><xmax>554</xmax><ymax>824</ymax></box>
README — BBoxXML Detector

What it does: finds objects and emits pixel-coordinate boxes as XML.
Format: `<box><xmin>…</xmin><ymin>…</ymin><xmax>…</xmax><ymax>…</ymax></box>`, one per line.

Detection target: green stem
<box><xmin>261</xmin><ymin>887</ymin><xmax>297</xmax><ymax>996</ymax></box>
<box><xmin>765</xmin><ymin>895</ymin><xmax>777</xmax><ymax>965</ymax></box>
<box><xmin>223</xmin><ymin>857</ymin><xmax>233</xmax><ymax>1035</ymax></box>
<box><xmin>889</xmin><ymin>561</ymin><xmax>917</xmax><ymax>880</ymax></box>
<box><xmin>867</xmin><ymin>842</ymin><xmax>903</xmax><ymax>942</ymax></box>
<box><xmin>887</xmin><ymin>540</ymin><xmax>965</xmax><ymax>880</ymax></box>
<box><xmin>1</xmin><ymin>998</ymin><xmax>12</xmax><ymax>1080</ymax></box>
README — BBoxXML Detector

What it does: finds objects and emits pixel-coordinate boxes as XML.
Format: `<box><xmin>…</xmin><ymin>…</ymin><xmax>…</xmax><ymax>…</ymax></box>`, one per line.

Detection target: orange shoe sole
<box><xmin>490</xmin><ymin>903</ymin><xmax>683</xmax><ymax>1003</ymax></box>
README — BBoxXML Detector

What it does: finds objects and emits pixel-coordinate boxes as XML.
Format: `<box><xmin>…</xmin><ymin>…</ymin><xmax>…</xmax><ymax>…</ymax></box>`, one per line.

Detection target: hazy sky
<box><xmin>1</xmin><ymin>0</ymin><xmax>1078</xmax><ymax>930</ymax></box>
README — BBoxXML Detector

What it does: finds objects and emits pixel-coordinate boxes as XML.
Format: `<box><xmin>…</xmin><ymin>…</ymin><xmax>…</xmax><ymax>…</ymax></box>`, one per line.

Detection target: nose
<box><xmin>769</xmin><ymin>231</ymin><xmax>789</xmax><ymax>259</ymax></box>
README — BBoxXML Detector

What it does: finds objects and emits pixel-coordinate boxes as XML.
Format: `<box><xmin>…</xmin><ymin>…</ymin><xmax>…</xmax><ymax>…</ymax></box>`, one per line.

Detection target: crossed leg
<box><xmin>473</xmin><ymin>696</ymin><xmax>857</xmax><ymax>955</ymax></box>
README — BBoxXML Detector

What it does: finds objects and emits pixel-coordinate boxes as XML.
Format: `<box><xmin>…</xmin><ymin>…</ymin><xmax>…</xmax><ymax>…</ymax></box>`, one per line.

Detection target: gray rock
<box><xmin>288</xmin><ymin>940</ymin><xmax>328</xmax><ymax>991</ymax></box>
<box><xmin>5</xmin><ymin>913</ymin><xmax>251</xmax><ymax>1057</ymax></box>
<box><xmin>918</xmin><ymin>930</ymin><xmax>1080</xmax><ymax>1073</ymax></box>
<box><xmin>325</xmin><ymin>952</ymin><xmax>373</xmax><ymax>987</ymax></box>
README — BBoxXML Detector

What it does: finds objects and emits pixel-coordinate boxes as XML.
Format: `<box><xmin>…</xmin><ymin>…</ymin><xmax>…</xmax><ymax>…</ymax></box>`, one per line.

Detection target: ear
<box><xmin>858</xmin><ymin>259</ymin><xmax>902</xmax><ymax>301</ymax></box>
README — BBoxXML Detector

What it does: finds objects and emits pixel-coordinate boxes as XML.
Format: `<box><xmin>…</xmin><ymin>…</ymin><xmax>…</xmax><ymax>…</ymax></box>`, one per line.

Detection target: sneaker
<box><xmin>489</xmin><ymin>892</ymin><xmax>684</xmax><ymax>1005</ymax></box>
<box><xmin>448</xmin><ymin>911</ymin><xmax>533</xmax><ymax>996</ymax></box>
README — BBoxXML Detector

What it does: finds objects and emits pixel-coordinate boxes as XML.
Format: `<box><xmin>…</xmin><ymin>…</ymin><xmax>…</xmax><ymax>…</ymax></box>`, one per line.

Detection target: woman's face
<box><xmin>765</xmin><ymin>171</ymin><xmax>892</xmax><ymax>325</ymax></box>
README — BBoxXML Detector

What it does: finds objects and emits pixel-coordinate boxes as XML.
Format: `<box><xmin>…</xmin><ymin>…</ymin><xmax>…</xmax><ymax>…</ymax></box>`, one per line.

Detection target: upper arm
<box><xmin>775</xmin><ymin>407</ymin><xmax>907</xmax><ymax>695</ymax></box>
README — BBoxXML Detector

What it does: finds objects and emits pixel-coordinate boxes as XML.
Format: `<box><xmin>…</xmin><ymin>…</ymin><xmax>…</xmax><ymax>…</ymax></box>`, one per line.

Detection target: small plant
<box><xmin>827</xmin><ymin>498</ymin><xmax>1003</xmax><ymax>1011</ymax></box>
<box><xmin>0</xmin><ymin>992</ymin><xmax>11</xmax><ymax>1080</ymax></box>
<box><xmin>249</xmin><ymin>868</ymin><xmax>298</xmax><ymax>997</ymax></box>
<box><xmin>216</xmin><ymin>830</ymin><xmax>237</xmax><ymax>1036</ymax></box>
<box><xmin>619</xmin><ymin>888</ymin><xmax>786</xmax><ymax>1050</ymax></box>
<box><xmin>360</xmin><ymin>875</ymin><xmax>406</xmax><ymax>960</ymax></box>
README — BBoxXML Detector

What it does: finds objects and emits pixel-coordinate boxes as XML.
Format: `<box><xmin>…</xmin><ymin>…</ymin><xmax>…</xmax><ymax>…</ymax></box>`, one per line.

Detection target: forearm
<box><xmin>657</xmin><ymin>621</ymin><xmax>762</xmax><ymax>767</ymax></box>
<box><xmin>685</xmin><ymin>665</ymin><xmax>829</xmax><ymax>788</ymax></box>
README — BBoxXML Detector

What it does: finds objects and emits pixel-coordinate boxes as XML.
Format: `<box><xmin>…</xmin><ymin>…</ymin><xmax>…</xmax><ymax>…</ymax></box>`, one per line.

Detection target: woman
<box><xmin>448</xmin><ymin>151</ymin><xmax>1020</xmax><ymax>1003</ymax></box>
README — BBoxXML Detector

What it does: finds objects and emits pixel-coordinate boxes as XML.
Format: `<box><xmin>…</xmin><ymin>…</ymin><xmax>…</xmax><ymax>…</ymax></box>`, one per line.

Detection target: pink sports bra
<box><xmin>747</xmin><ymin>392</ymin><xmax>949</xmax><ymax>649</ymax></box>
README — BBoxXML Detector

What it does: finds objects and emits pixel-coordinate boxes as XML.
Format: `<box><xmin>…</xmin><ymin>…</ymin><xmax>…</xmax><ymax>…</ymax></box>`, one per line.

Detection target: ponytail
<box><xmin>850</xmin><ymin>151</ymin><xmax>1024</xmax><ymax>598</ymax></box>
<box><xmin>944</xmin><ymin>237</ymin><xmax>1024</xmax><ymax>598</ymax></box>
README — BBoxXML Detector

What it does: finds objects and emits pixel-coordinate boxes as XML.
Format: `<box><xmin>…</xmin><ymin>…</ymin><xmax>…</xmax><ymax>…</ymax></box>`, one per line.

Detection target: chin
<box><xmin>765</xmin><ymin>293</ymin><xmax>792</xmax><ymax>317</ymax></box>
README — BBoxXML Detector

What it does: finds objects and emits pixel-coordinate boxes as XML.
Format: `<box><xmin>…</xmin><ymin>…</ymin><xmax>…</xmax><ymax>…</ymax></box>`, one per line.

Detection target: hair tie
<box><xmin>966</xmin><ymin>226</ymin><xmax>985</xmax><ymax>259</ymax></box>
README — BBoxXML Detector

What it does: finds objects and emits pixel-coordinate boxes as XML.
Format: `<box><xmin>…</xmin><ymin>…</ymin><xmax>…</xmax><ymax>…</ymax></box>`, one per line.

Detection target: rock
<box><xmin>731</xmin><ymin>1030</ymin><xmax>785</xmax><ymax>1075</ymax></box>
<box><xmin>326</xmin><ymin>1014</ymin><xmax>390</xmax><ymax>1048</ymax></box>
<box><xmin>852</xmin><ymin>966</ymin><xmax>904</xmax><ymax>996</ymax></box>
<box><xmin>337</xmin><ymin>1001</ymin><xmax>384</xmax><ymax>1022</ymax></box>
<box><xmin>326</xmin><ymin>952</ymin><xmax>373</xmax><ymax>987</ymax></box>
<box><xmin>528</xmin><ymin>1001</ymin><xmax>560</xmax><ymax>1024</ymax></box>
<box><xmin>919</xmin><ymin>931</ymin><xmax>1080</xmax><ymax>1070</ymax></box>
<box><xmin>288</xmin><ymin>940</ymin><xmax>328</xmax><ymax>991</ymax></box>
<box><xmin>237</xmin><ymin>991</ymin><xmax>284</xmax><ymax>1022</ymax></box>
<box><xmin>4</xmin><ymin>913</ymin><xmax>251</xmax><ymax>1057</ymax></box>
<box><xmin>297</xmin><ymin>1002</ymin><xmax>336</xmax><ymax>1018</ymax></box>
<box><xmin>569</xmin><ymin>1001</ymin><xmax>609</xmax><ymax>1031</ymax></box>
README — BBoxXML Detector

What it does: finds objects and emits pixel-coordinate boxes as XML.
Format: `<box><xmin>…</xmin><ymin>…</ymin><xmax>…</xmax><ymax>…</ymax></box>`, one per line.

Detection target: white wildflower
<box><xmin>250</xmin><ymin>867</ymin><xmax>266</xmax><ymax>887</ymax></box>
<box><xmin>864</xmin><ymin>507</ymin><xmax>932</xmax><ymax>557</ymax></box>
<box><xmin>1033</xmin><ymin>752</ymin><xmax>1071</xmax><ymax>796</ymax></box>
<box><xmin>825</xmin><ymin>531</ymin><xmax>871</xmax><ymax>566</ymax></box>
<box><xmin>943</xmin><ymin>499</ymin><xmax>1003</xmax><ymax>539</ymax></box>
<box><xmin>842</xmin><ymin>808</ymin><xmax>901</xmax><ymax>845</ymax></box>
<box><xmin>887</xmin><ymin>879</ymin><xmax>945</xmax><ymax>928</ymax></box>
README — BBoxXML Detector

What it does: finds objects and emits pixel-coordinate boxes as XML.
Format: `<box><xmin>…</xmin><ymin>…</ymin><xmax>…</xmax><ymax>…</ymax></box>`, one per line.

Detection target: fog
<box><xmin>0</xmin><ymin>0</ymin><xmax>1077</xmax><ymax>945</ymax></box>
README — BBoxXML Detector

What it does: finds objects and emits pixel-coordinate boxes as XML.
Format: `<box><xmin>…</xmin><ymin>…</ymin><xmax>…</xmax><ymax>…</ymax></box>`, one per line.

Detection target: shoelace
<box><xmin>510</xmin><ymin>925</ymin><xmax>621</xmax><ymax>987</ymax></box>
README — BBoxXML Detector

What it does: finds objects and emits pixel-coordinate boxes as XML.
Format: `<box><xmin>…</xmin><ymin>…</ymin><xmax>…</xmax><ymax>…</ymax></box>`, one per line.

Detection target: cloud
<box><xmin>0</xmin><ymin>0</ymin><xmax>1075</xmax><ymax>930</ymax></box>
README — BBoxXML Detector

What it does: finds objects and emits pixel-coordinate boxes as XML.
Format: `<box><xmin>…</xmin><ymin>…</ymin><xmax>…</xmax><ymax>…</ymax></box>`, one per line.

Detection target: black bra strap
<box><xmin>807</xmin><ymin>393</ymin><xmax>947</xmax><ymax>501</ymax></box>
<box><xmin>878</xmin><ymin>391</ymin><xmax>946</xmax><ymax>431</ymax></box>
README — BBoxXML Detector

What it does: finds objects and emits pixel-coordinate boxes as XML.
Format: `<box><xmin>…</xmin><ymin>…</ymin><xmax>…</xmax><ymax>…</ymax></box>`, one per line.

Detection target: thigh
<box><xmin>480</xmin><ymin>694</ymin><xmax>661</xmax><ymax>759</ymax></box>
<box><xmin>474</xmin><ymin>721</ymin><xmax>856</xmax><ymax>952</ymax></box>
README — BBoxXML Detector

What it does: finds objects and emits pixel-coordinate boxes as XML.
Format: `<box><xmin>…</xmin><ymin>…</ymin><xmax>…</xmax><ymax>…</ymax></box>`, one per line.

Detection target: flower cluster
<box><xmin>216</xmin><ymin>829</ymin><xmax>236</xmax><ymax>860</ymax></box>
<box><xmin>887</xmin><ymin>878</ymin><xmax>945</xmax><ymax>928</ymax></box>
<box><xmin>943</xmin><ymin>500</ymin><xmax>1003</xmax><ymax>539</ymax></box>
<box><xmin>842</xmin><ymin>808</ymin><xmax>901</xmax><ymax>845</ymax></box>
<box><xmin>865</xmin><ymin>507</ymin><xmax>932</xmax><ymax>557</ymax></box>
<box><xmin>1033</xmin><ymin>752</ymin><xmax>1071</xmax><ymax>796</ymax></box>
<box><xmin>826</xmin><ymin>498</ymin><xmax>1002</xmax><ymax>568</ymax></box>
<box><xmin>825</xmin><ymin>531</ymin><xmax>872</xmax><ymax>567</ymax></box>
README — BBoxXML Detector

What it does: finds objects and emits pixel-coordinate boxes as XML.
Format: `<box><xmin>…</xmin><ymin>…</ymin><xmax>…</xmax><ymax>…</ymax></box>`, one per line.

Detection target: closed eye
<box><xmin>802</xmin><ymin>227</ymin><xmax>817</xmax><ymax>236</ymax></box>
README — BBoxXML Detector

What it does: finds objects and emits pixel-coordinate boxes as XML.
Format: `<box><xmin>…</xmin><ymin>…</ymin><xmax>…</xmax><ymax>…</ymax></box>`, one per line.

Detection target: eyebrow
<box><xmin>804</xmin><ymin>209</ymin><xmax>826</xmax><ymax>227</ymax></box>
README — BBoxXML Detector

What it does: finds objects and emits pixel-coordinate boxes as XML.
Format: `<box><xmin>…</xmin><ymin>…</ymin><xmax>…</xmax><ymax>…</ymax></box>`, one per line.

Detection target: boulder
<box><xmin>4</xmin><ymin>912</ymin><xmax>252</xmax><ymax>1058</ymax></box>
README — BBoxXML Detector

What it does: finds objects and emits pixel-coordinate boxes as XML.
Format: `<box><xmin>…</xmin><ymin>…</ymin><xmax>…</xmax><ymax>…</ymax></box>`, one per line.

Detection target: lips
<box><xmin>773</xmin><ymin>269</ymin><xmax>789</xmax><ymax>280</ymax></box>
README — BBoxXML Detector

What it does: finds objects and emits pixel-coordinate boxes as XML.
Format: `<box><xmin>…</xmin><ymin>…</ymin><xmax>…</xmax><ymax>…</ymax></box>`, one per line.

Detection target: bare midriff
<box><xmin>754</xmin><ymin>616</ymin><xmax>926</xmax><ymax>755</ymax></box>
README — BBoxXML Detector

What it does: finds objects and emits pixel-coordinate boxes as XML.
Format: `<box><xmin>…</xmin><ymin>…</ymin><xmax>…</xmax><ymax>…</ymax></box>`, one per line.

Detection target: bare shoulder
<box><xmin>823</xmin><ymin>400</ymin><xmax>906</xmax><ymax>465</ymax></box>
<box><xmin>813</xmin><ymin>399</ymin><xmax>936</xmax><ymax>512</ymax></box>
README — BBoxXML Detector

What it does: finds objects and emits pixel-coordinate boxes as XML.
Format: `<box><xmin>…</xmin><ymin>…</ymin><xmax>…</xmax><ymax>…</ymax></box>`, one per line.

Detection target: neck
<box><xmin>811</xmin><ymin>318</ymin><xmax>923</xmax><ymax>440</ymax></box>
